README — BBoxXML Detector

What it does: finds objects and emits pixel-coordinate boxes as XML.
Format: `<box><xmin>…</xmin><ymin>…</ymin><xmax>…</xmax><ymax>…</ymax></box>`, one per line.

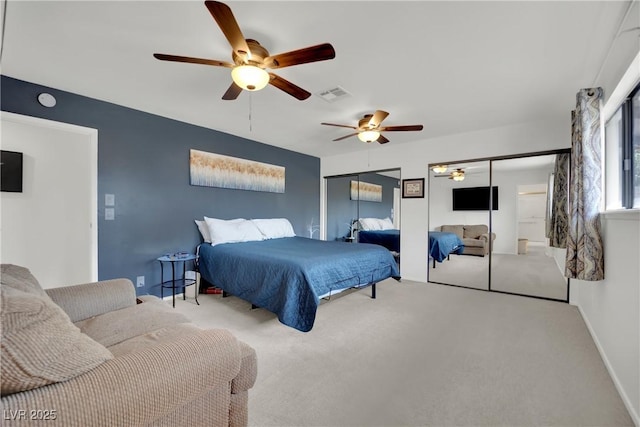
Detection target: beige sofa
<box><xmin>437</xmin><ymin>224</ymin><xmax>496</xmax><ymax>256</ymax></box>
<box><xmin>1</xmin><ymin>264</ymin><xmax>257</xmax><ymax>426</ymax></box>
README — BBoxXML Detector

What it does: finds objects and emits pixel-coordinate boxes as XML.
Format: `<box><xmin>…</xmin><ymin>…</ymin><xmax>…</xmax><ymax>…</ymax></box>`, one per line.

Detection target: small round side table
<box><xmin>157</xmin><ymin>253</ymin><xmax>199</xmax><ymax>308</ymax></box>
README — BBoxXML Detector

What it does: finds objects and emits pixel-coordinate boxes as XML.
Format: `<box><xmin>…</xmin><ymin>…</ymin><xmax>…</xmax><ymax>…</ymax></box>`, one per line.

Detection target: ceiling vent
<box><xmin>316</xmin><ymin>86</ymin><xmax>351</xmax><ymax>103</ymax></box>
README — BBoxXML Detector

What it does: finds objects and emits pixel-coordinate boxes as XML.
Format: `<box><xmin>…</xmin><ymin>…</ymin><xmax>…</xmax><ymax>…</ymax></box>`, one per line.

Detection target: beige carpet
<box><xmin>173</xmin><ymin>279</ymin><xmax>632</xmax><ymax>426</ymax></box>
<box><xmin>429</xmin><ymin>245</ymin><xmax>568</xmax><ymax>300</ymax></box>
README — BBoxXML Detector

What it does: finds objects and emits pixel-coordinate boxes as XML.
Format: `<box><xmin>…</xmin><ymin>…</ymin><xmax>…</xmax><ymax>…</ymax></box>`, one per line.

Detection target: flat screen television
<box><xmin>1</xmin><ymin>150</ymin><xmax>24</xmax><ymax>192</ymax></box>
<box><xmin>452</xmin><ymin>186</ymin><xmax>498</xmax><ymax>211</ymax></box>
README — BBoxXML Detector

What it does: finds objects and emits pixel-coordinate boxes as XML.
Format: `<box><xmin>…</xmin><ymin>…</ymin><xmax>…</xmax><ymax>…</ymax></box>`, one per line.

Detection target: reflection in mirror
<box><xmin>490</xmin><ymin>154</ymin><xmax>568</xmax><ymax>300</ymax></box>
<box><xmin>326</xmin><ymin>174</ymin><xmax>359</xmax><ymax>242</ymax></box>
<box><xmin>326</xmin><ymin>170</ymin><xmax>401</xmax><ymax>267</ymax></box>
<box><xmin>428</xmin><ymin>161</ymin><xmax>490</xmax><ymax>290</ymax></box>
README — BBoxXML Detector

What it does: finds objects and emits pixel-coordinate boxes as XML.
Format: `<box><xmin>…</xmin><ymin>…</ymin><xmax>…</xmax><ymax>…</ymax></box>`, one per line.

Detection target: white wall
<box><xmin>571</xmin><ymin>212</ymin><xmax>640</xmax><ymax>425</ymax></box>
<box><xmin>1</xmin><ymin>113</ymin><xmax>98</xmax><ymax>288</ymax></box>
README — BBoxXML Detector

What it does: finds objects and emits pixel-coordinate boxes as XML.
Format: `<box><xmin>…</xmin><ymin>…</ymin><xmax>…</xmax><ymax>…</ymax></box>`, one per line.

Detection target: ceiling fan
<box><xmin>433</xmin><ymin>168</ymin><xmax>466</xmax><ymax>181</ymax></box>
<box><xmin>321</xmin><ymin>110</ymin><xmax>423</xmax><ymax>144</ymax></box>
<box><xmin>153</xmin><ymin>1</ymin><xmax>336</xmax><ymax>100</ymax></box>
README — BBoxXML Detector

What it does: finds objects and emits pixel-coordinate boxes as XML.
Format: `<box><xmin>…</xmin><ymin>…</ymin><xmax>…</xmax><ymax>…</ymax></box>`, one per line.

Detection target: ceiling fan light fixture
<box><xmin>432</xmin><ymin>165</ymin><xmax>447</xmax><ymax>174</ymax></box>
<box><xmin>231</xmin><ymin>65</ymin><xmax>269</xmax><ymax>91</ymax></box>
<box><xmin>451</xmin><ymin>169</ymin><xmax>465</xmax><ymax>181</ymax></box>
<box><xmin>358</xmin><ymin>130</ymin><xmax>380</xmax><ymax>143</ymax></box>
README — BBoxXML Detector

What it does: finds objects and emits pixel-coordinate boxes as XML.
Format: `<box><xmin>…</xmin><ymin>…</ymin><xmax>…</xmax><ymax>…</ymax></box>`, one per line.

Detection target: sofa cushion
<box><xmin>0</xmin><ymin>285</ymin><xmax>113</xmax><ymax>395</ymax></box>
<box><xmin>75</xmin><ymin>298</ymin><xmax>191</xmax><ymax>348</ymax></box>
<box><xmin>462</xmin><ymin>237</ymin><xmax>486</xmax><ymax>248</ymax></box>
<box><xmin>107</xmin><ymin>323</ymin><xmax>203</xmax><ymax>356</ymax></box>
<box><xmin>464</xmin><ymin>224</ymin><xmax>488</xmax><ymax>239</ymax></box>
<box><xmin>441</xmin><ymin>225</ymin><xmax>464</xmax><ymax>240</ymax></box>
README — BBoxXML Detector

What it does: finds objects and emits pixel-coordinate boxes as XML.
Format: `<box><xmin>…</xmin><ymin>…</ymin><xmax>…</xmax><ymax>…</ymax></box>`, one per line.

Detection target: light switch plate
<box><xmin>105</xmin><ymin>208</ymin><xmax>115</xmax><ymax>220</ymax></box>
<box><xmin>105</xmin><ymin>194</ymin><xmax>115</xmax><ymax>206</ymax></box>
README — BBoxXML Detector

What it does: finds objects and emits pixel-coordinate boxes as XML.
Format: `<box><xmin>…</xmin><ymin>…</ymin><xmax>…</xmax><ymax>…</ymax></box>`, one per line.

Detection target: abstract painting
<box><xmin>350</xmin><ymin>180</ymin><xmax>382</xmax><ymax>202</ymax></box>
<box><xmin>190</xmin><ymin>149</ymin><xmax>285</xmax><ymax>193</ymax></box>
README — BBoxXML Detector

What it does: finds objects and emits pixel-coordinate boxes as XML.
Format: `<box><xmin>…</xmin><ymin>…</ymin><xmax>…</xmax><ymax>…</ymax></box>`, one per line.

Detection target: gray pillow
<box><xmin>0</xmin><ymin>266</ymin><xmax>113</xmax><ymax>395</ymax></box>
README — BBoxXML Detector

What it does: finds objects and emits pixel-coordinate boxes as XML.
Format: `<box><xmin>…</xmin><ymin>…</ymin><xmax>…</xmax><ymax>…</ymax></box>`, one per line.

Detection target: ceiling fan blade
<box><xmin>265</xmin><ymin>43</ymin><xmax>336</xmax><ymax>69</ymax></box>
<box><xmin>153</xmin><ymin>53</ymin><xmax>234</xmax><ymax>68</ymax></box>
<box><xmin>377</xmin><ymin>134</ymin><xmax>390</xmax><ymax>144</ymax></box>
<box><xmin>268</xmin><ymin>73</ymin><xmax>311</xmax><ymax>100</ymax></box>
<box><xmin>380</xmin><ymin>125</ymin><xmax>424</xmax><ymax>132</ymax></box>
<box><xmin>368</xmin><ymin>110</ymin><xmax>389</xmax><ymax>128</ymax></box>
<box><xmin>205</xmin><ymin>1</ymin><xmax>251</xmax><ymax>59</ymax></box>
<box><xmin>320</xmin><ymin>122</ymin><xmax>357</xmax><ymax>129</ymax></box>
<box><xmin>333</xmin><ymin>133</ymin><xmax>359</xmax><ymax>142</ymax></box>
<box><xmin>222</xmin><ymin>82</ymin><xmax>243</xmax><ymax>100</ymax></box>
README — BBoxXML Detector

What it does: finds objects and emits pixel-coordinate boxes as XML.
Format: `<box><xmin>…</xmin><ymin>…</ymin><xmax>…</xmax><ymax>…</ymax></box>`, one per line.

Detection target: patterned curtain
<box><xmin>547</xmin><ymin>153</ymin><xmax>570</xmax><ymax>248</ymax></box>
<box><xmin>565</xmin><ymin>88</ymin><xmax>605</xmax><ymax>281</ymax></box>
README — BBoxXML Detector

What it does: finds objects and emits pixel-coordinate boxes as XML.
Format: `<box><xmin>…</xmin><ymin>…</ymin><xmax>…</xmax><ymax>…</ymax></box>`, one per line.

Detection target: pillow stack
<box><xmin>195</xmin><ymin>217</ymin><xmax>296</xmax><ymax>246</ymax></box>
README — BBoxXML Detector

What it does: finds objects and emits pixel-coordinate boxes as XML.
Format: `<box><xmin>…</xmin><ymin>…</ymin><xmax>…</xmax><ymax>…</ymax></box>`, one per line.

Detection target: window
<box><xmin>604</xmin><ymin>83</ymin><xmax>640</xmax><ymax>209</ymax></box>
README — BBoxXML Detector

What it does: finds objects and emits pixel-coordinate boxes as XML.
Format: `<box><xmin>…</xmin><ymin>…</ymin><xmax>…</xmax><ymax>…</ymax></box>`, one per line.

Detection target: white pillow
<box><xmin>196</xmin><ymin>218</ymin><xmax>244</xmax><ymax>243</ymax></box>
<box><xmin>359</xmin><ymin>218</ymin><xmax>381</xmax><ymax>231</ymax></box>
<box><xmin>379</xmin><ymin>217</ymin><xmax>395</xmax><ymax>230</ymax></box>
<box><xmin>203</xmin><ymin>217</ymin><xmax>263</xmax><ymax>246</ymax></box>
<box><xmin>195</xmin><ymin>220</ymin><xmax>212</xmax><ymax>243</ymax></box>
<box><xmin>251</xmin><ymin>218</ymin><xmax>296</xmax><ymax>239</ymax></box>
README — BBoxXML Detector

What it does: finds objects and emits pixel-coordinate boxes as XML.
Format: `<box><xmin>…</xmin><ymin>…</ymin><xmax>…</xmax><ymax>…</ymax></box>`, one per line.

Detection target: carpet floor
<box><xmin>174</xmin><ymin>279</ymin><xmax>632</xmax><ymax>426</ymax></box>
<box><xmin>429</xmin><ymin>243</ymin><xmax>568</xmax><ymax>300</ymax></box>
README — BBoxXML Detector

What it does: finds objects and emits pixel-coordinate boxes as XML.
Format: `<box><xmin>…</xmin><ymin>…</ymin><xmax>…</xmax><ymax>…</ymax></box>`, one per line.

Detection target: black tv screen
<box><xmin>452</xmin><ymin>186</ymin><xmax>498</xmax><ymax>211</ymax></box>
<box><xmin>1</xmin><ymin>150</ymin><xmax>24</xmax><ymax>192</ymax></box>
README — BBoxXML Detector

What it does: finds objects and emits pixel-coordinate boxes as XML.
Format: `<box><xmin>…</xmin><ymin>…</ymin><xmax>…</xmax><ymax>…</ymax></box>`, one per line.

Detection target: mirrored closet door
<box><xmin>427</xmin><ymin>151</ymin><xmax>569</xmax><ymax>302</ymax></box>
<box><xmin>490</xmin><ymin>154</ymin><xmax>569</xmax><ymax>300</ymax></box>
<box><xmin>326</xmin><ymin>169</ymin><xmax>401</xmax><ymax>263</ymax></box>
<box><xmin>427</xmin><ymin>161</ymin><xmax>490</xmax><ymax>290</ymax></box>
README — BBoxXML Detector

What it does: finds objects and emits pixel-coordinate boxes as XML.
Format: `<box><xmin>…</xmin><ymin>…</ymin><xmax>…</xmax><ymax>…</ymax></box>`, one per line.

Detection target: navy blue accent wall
<box><xmin>325</xmin><ymin>172</ymin><xmax>399</xmax><ymax>241</ymax></box>
<box><xmin>1</xmin><ymin>75</ymin><xmax>320</xmax><ymax>296</ymax></box>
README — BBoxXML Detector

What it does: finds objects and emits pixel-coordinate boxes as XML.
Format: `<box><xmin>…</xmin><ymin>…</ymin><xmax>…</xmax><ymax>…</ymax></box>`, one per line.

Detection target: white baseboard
<box><xmin>577</xmin><ymin>305</ymin><xmax>639</xmax><ymax>426</ymax></box>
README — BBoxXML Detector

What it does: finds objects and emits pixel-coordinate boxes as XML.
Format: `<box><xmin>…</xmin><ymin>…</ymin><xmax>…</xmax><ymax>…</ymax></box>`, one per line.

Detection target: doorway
<box><xmin>1</xmin><ymin>112</ymin><xmax>98</xmax><ymax>288</ymax></box>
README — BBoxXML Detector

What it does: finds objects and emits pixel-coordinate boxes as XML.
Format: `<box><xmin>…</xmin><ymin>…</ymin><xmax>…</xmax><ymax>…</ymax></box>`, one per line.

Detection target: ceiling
<box><xmin>0</xmin><ymin>1</ymin><xmax>630</xmax><ymax>158</ymax></box>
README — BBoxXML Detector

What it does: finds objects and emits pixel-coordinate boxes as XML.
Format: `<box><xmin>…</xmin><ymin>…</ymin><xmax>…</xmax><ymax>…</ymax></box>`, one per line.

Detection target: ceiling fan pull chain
<box><xmin>249</xmin><ymin>92</ymin><xmax>253</xmax><ymax>132</ymax></box>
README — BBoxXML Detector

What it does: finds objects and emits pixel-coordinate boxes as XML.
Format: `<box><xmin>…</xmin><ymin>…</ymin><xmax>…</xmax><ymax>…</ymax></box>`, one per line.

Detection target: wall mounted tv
<box><xmin>1</xmin><ymin>150</ymin><xmax>24</xmax><ymax>193</ymax></box>
<box><xmin>452</xmin><ymin>186</ymin><xmax>498</xmax><ymax>211</ymax></box>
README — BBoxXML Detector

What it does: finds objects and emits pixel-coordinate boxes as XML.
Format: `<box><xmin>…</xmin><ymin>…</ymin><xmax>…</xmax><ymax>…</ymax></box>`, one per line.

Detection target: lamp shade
<box><xmin>231</xmin><ymin>65</ymin><xmax>270</xmax><ymax>91</ymax></box>
<box><xmin>452</xmin><ymin>174</ymin><xmax>465</xmax><ymax>181</ymax></box>
<box><xmin>358</xmin><ymin>130</ymin><xmax>380</xmax><ymax>143</ymax></box>
<box><xmin>432</xmin><ymin>165</ymin><xmax>447</xmax><ymax>174</ymax></box>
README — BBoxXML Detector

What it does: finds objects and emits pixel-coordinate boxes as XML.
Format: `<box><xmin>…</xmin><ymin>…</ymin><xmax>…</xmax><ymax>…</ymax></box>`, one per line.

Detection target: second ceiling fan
<box><xmin>321</xmin><ymin>110</ymin><xmax>423</xmax><ymax>144</ymax></box>
<box><xmin>154</xmin><ymin>1</ymin><xmax>335</xmax><ymax>100</ymax></box>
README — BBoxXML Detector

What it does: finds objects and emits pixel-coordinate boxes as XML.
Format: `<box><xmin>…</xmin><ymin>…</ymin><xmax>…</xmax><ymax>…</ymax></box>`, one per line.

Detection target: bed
<box><xmin>428</xmin><ymin>231</ymin><xmax>464</xmax><ymax>268</ymax></box>
<box><xmin>198</xmin><ymin>236</ymin><xmax>401</xmax><ymax>332</ymax></box>
<box><xmin>358</xmin><ymin>229</ymin><xmax>400</xmax><ymax>253</ymax></box>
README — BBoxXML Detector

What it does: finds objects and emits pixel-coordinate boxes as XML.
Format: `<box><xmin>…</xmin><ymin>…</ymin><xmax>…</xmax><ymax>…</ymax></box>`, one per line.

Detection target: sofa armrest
<box><xmin>479</xmin><ymin>232</ymin><xmax>496</xmax><ymax>243</ymax></box>
<box><xmin>232</xmin><ymin>340</ymin><xmax>258</xmax><ymax>394</ymax></box>
<box><xmin>0</xmin><ymin>329</ymin><xmax>246</xmax><ymax>426</ymax></box>
<box><xmin>46</xmin><ymin>279</ymin><xmax>136</xmax><ymax>323</ymax></box>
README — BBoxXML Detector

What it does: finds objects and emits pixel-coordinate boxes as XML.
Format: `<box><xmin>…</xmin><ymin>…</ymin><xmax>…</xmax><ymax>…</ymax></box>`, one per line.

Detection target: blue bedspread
<box><xmin>358</xmin><ymin>229</ymin><xmax>400</xmax><ymax>253</ymax></box>
<box><xmin>428</xmin><ymin>231</ymin><xmax>464</xmax><ymax>262</ymax></box>
<box><xmin>198</xmin><ymin>237</ymin><xmax>401</xmax><ymax>332</ymax></box>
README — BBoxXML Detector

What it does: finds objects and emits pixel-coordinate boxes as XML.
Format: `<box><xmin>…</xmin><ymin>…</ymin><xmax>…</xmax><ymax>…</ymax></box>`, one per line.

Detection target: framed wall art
<box><xmin>190</xmin><ymin>149</ymin><xmax>285</xmax><ymax>193</ymax></box>
<box><xmin>402</xmin><ymin>178</ymin><xmax>424</xmax><ymax>198</ymax></box>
